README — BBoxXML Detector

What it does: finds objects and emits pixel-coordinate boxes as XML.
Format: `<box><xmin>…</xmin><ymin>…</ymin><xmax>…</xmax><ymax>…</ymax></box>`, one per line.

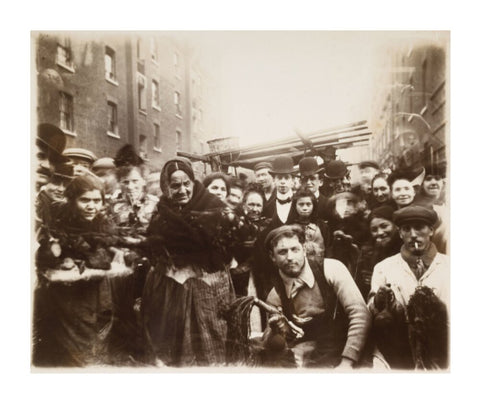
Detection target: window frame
<box><xmin>56</xmin><ymin>41</ymin><xmax>75</xmax><ymax>73</ymax></box>
<box><xmin>153</xmin><ymin>122</ymin><xmax>162</xmax><ymax>152</ymax></box>
<box><xmin>152</xmin><ymin>79</ymin><xmax>161</xmax><ymax>111</ymax></box>
<box><xmin>137</xmin><ymin>72</ymin><xmax>147</xmax><ymax>113</ymax></box>
<box><xmin>174</xmin><ymin>91</ymin><xmax>182</xmax><ymax>117</ymax></box>
<box><xmin>106</xmin><ymin>101</ymin><xmax>120</xmax><ymax>138</ymax></box>
<box><xmin>105</xmin><ymin>46</ymin><xmax>118</xmax><ymax>85</ymax></box>
<box><xmin>59</xmin><ymin>91</ymin><xmax>75</xmax><ymax>135</ymax></box>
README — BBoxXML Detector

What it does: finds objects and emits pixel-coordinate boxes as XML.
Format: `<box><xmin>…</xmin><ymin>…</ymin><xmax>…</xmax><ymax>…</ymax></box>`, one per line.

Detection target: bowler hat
<box><xmin>358</xmin><ymin>160</ymin><xmax>380</xmax><ymax>170</ymax></box>
<box><xmin>298</xmin><ymin>157</ymin><xmax>321</xmax><ymax>177</ymax></box>
<box><xmin>36</xmin><ymin>123</ymin><xmax>68</xmax><ymax>163</ymax></box>
<box><xmin>393</xmin><ymin>205</ymin><xmax>438</xmax><ymax>227</ymax></box>
<box><xmin>270</xmin><ymin>155</ymin><xmax>295</xmax><ymax>175</ymax></box>
<box><xmin>52</xmin><ymin>162</ymin><xmax>75</xmax><ymax>181</ymax></box>
<box><xmin>254</xmin><ymin>161</ymin><xmax>273</xmax><ymax>172</ymax></box>
<box><xmin>63</xmin><ymin>148</ymin><xmax>97</xmax><ymax>163</ymax></box>
<box><xmin>323</xmin><ymin>160</ymin><xmax>348</xmax><ymax>180</ymax></box>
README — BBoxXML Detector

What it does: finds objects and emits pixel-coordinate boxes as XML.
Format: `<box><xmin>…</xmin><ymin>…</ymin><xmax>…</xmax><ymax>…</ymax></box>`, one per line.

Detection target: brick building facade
<box><xmin>34</xmin><ymin>32</ymin><xmax>220</xmax><ymax>174</ymax></box>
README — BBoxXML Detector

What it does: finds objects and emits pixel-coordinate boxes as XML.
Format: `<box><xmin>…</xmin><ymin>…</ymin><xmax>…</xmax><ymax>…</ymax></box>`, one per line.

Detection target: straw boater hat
<box><xmin>298</xmin><ymin>157</ymin><xmax>322</xmax><ymax>177</ymax></box>
<box><xmin>269</xmin><ymin>155</ymin><xmax>296</xmax><ymax>175</ymax></box>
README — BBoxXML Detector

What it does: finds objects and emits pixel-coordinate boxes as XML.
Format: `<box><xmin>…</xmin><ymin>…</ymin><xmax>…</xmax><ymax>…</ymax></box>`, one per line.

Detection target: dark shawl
<box><xmin>145</xmin><ymin>181</ymin><xmax>231</xmax><ymax>273</ymax></box>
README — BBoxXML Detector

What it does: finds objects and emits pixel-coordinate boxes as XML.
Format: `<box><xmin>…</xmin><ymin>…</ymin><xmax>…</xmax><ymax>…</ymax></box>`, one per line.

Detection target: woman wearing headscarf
<box><xmin>141</xmin><ymin>158</ymin><xmax>236</xmax><ymax>367</ymax></box>
<box><xmin>355</xmin><ymin>205</ymin><xmax>403</xmax><ymax>301</ymax></box>
<box><xmin>33</xmin><ymin>174</ymin><xmax>121</xmax><ymax>367</ymax></box>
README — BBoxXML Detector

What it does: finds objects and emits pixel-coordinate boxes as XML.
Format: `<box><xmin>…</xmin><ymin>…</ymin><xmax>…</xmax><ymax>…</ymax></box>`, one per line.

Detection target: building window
<box><xmin>153</xmin><ymin>123</ymin><xmax>161</xmax><ymax>151</ymax></box>
<box><xmin>139</xmin><ymin>134</ymin><xmax>147</xmax><ymax>160</ymax></box>
<box><xmin>105</xmin><ymin>46</ymin><xmax>117</xmax><ymax>82</ymax></box>
<box><xmin>174</xmin><ymin>91</ymin><xmax>181</xmax><ymax>116</ymax></box>
<box><xmin>137</xmin><ymin>73</ymin><xmax>147</xmax><ymax>112</ymax></box>
<box><xmin>176</xmin><ymin>130</ymin><xmax>182</xmax><ymax>151</ymax></box>
<box><xmin>107</xmin><ymin>101</ymin><xmax>118</xmax><ymax>137</ymax></box>
<box><xmin>59</xmin><ymin>91</ymin><xmax>74</xmax><ymax>133</ymax></box>
<box><xmin>56</xmin><ymin>39</ymin><xmax>74</xmax><ymax>71</ymax></box>
<box><xmin>152</xmin><ymin>80</ymin><xmax>160</xmax><ymax>109</ymax></box>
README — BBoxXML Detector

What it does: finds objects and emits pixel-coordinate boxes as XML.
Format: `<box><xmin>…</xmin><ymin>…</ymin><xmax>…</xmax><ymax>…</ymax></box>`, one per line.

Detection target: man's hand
<box><xmin>268</xmin><ymin>313</ymin><xmax>289</xmax><ymax>336</ymax></box>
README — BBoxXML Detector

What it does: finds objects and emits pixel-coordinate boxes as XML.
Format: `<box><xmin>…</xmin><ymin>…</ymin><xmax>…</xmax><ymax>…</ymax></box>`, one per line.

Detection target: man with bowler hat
<box><xmin>298</xmin><ymin>156</ymin><xmax>328</xmax><ymax>218</ymax></box>
<box><xmin>263</xmin><ymin>155</ymin><xmax>297</xmax><ymax>225</ymax></box>
<box><xmin>319</xmin><ymin>160</ymin><xmax>352</xmax><ymax>199</ymax></box>
<box><xmin>36</xmin><ymin>123</ymin><xmax>68</xmax><ymax>191</ymax></box>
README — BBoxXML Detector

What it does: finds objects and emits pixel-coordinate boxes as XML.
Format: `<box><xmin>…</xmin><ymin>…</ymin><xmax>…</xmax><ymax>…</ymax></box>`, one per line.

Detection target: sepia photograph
<box><xmin>31</xmin><ymin>29</ymin><xmax>450</xmax><ymax>373</ymax></box>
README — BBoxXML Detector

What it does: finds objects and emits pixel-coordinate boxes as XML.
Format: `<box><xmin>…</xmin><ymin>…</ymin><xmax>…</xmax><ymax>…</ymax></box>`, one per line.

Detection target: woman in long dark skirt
<box><xmin>141</xmin><ymin>158</ymin><xmax>236</xmax><ymax>367</ymax></box>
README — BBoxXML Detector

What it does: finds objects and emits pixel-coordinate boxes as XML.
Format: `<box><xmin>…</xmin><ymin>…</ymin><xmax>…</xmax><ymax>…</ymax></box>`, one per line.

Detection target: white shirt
<box><xmin>276</xmin><ymin>190</ymin><xmax>293</xmax><ymax>224</ymax></box>
<box><xmin>369</xmin><ymin>252</ymin><xmax>449</xmax><ymax>310</ymax></box>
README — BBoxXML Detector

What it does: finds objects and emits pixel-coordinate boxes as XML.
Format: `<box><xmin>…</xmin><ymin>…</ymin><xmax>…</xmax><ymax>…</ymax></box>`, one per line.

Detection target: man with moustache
<box><xmin>368</xmin><ymin>205</ymin><xmax>449</xmax><ymax>310</ymax></box>
<box><xmin>367</xmin><ymin>205</ymin><xmax>449</xmax><ymax>369</ymax></box>
<box><xmin>261</xmin><ymin>225</ymin><xmax>370</xmax><ymax>368</ymax></box>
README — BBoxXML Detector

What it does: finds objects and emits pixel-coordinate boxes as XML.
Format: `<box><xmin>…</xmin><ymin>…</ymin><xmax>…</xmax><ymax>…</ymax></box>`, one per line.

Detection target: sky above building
<box><xmin>180</xmin><ymin>30</ymin><xmax>447</xmax><ymax>150</ymax></box>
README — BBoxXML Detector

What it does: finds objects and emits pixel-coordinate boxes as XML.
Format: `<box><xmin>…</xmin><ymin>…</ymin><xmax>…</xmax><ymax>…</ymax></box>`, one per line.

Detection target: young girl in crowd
<box><xmin>291</xmin><ymin>187</ymin><xmax>329</xmax><ymax>260</ymax></box>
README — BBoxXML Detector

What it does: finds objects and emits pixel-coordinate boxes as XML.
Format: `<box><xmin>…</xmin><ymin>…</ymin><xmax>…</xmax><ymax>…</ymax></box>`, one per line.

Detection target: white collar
<box><xmin>278</xmin><ymin>258</ymin><xmax>315</xmax><ymax>298</ymax></box>
<box><xmin>276</xmin><ymin>190</ymin><xmax>293</xmax><ymax>201</ymax></box>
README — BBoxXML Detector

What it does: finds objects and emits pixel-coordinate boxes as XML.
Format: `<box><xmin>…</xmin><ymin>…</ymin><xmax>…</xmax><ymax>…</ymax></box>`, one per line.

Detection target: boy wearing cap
<box><xmin>262</xmin><ymin>224</ymin><xmax>370</xmax><ymax>368</ymax></box>
<box><xmin>253</xmin><ymin>161</ymin><xmax>276</xmax><ymax>203</ymax></box>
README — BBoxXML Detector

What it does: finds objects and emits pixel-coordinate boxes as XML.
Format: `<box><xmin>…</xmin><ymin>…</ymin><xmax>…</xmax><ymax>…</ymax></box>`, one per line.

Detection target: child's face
<box><xmin>296</xmin><ymin>196</ymin><xmax>314</xmax><ymax>218</ymax></box>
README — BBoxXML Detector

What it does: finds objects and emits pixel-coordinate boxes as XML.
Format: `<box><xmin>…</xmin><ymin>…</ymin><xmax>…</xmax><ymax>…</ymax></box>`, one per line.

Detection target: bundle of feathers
<box><xmin>372</xmin><ymin>285</ymin><xmax>449</xmax><ymax>370</ymax></box>
<box><xmin>406</xmin><ymin>286</ymin><xmax>449</xmax><ymax>370</ymax></box>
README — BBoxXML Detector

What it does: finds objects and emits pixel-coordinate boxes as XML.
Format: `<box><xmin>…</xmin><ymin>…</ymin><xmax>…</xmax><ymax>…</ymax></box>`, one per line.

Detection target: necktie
<box><xmin>277</xmin><ymin>197</ymin><xmax>292</xmax><ymax>205</ymax></box>
<box><xmin>290</xmin><ymin>279</ymin><xmax>304</xmax><ymax>298</ymax></box>
<box><xmin>412</xmin><ymin>258</ymin><xmax>426</xmax><ymax>280</ymax></box>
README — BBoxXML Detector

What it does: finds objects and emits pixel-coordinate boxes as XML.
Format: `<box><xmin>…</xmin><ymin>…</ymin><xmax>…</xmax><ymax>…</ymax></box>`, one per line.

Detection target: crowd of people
<box><xmin>33</xmin><ymin>123</ymin><xmax>449</xmax><ymax>370</ymax></box>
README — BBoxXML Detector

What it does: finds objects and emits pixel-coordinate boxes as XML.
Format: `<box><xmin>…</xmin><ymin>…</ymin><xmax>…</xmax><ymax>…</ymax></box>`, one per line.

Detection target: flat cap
<box><xmin>63</xmin><ymin>148</ymin><xmax>97</xmax><ymax>163</ymax></box>
<box><xmin>393</xmin><ymin>205</ymin><xmax>438</xmax><ymax>227</ymax></box>
<box><xmin>264</xmin><ymin>224</ymin><xmax>304</xmax><ymax>250</ymax></box>
<box><xmin>254</xmin><ymin>161</ymin><xmax>273</xmax><ymax>171</ymax></box>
